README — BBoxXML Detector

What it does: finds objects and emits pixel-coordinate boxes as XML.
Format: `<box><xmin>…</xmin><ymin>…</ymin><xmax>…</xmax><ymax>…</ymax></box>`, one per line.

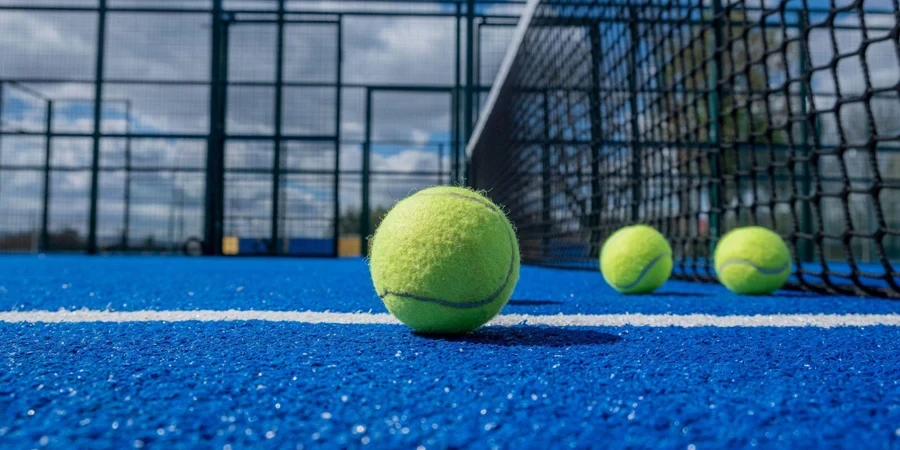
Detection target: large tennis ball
<box><xmin>599</xmin><ymin>225</ymin><xmax>673</xmax><ymax>294</ymax></box>
<box><xmin>369</xmin><ymin>186</ymin><xmax>520</xmax><ymax>334</ymax></box>
<box><xmin>714</xmin><ymin>226</ymin><xmax>792</xmax><ymax>295</ymax></box>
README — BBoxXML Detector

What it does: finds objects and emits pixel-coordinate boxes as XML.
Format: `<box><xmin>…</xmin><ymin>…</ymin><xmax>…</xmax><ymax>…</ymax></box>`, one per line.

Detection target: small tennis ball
<box><xmin>714</xmin><ymin>226</ymin><xmax>792</xmax><ymax>295</ymax></box>
<box><xmin>369</xmin><ymin>186</ymin><xmax>520</xmax><ymax>334</ymax></box>
<box><xmin>599</xmin><ymin>225</ymin><xmax>673</xmax><ymax>294</ymax></box>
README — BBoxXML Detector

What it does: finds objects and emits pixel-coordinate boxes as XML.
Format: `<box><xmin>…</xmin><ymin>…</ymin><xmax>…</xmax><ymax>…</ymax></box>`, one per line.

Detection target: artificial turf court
<box><xmin>2</xmin><ymin>256</ymin><xmax>900</xmax><ymax>448</ymax></box>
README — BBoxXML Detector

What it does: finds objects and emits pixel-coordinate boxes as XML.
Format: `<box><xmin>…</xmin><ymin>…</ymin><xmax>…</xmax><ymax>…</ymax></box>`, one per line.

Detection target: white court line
<box><xmin>1</xmin><ymin>309</ymin><xmax>900</xmax><ymax>328</ymax></box>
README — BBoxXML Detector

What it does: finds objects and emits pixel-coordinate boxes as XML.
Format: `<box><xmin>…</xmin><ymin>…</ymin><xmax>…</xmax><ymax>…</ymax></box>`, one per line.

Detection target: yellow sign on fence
<box><xmin>222</xmin><ymin>236</ymin><xmax>239</xmax><ymax>255</ymax></box>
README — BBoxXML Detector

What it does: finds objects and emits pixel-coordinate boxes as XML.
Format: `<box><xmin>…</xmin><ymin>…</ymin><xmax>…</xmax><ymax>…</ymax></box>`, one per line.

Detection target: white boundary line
<box><xmin>2</xmin><ymin>310</ymin><xmax>900</xmax><ymax>328</ymax></box>
<box><xmin>465</xmin><ymin>0</ymin><xmax>541</xmax><ymax>158</ymax></box>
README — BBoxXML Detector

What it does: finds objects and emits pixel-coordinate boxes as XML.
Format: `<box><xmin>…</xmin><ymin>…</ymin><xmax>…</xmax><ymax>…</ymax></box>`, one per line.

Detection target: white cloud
<box><xmin>0</xmin><ymin>11</ymin><xmax>96</xmax><ymax>78</ymax></box>
<box><xmin>343</xmin><ymin>16</ymin><xmax>456</xmax><ymax>86</ymax></box>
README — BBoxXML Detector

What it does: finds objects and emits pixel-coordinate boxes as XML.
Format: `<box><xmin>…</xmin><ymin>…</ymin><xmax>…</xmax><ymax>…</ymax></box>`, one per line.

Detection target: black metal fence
<box><xmin>468</xmin><ymin>0</ymin><xmax>900</xmax><ymax>297</ymax></box>
<box><xmin>0</xmin><ymin>0</ymin><xmax>522</xmax><ymax>256</ymax></box>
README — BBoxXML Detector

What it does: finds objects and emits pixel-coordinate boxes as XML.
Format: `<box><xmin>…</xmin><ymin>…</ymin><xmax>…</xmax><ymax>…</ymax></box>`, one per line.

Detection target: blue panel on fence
<box><xmin>239</xmin><ymin>238</ymin><xmax>270</xmax><ymax>255</ymax></box>
<box><xmin>288</xmin><ymin>238</ymin><xmax>334</xmax><ymax>256</ymax></box>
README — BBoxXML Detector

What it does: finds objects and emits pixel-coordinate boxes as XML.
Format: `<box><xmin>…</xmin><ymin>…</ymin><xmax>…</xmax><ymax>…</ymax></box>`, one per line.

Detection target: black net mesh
<box><xmin>468</xmin><ymin>0</ymin><xmax>900</xmax><ymax>297</ymax></box>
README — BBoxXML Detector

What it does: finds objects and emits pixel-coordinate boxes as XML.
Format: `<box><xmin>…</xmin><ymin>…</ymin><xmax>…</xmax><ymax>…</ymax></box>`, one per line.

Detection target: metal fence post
<box><xmin>122</xmin><ymin>100</ymin><xmax>132</xmax><ymax>250</ymax></box>
<box><xmin>40</xmin><ymin>101</ymin><xmax>53</xmax><ymax>252</ymax></box>
<box><xmin>271</xmin><ymin>0</ymin><xmax>285</xmax><ymax>255</ymax></box>
<box><xmin>332</xmin><ymin>16</ymin><xmax>343</xmax><ymax>257</ymax></box>
<box><xmin>463</xmin><ymin>0</ymin><xmax>475</xmax><ymax>184</ymax></box>
<box><xmin>205</xmin><ymin>0</ymin><xmax>227</xmax><ymax>255</ymax></box>
<box><xmin>0</xmin><ymin>82</ymin><xmax>4</xmax><ymax>211</ymax></box>
<box><xmin>360</xmin><ymin>88</ymin><xmax>372</xmax><ymax>257</ymax></box>
<box><xmin>628</xmin><ymin>6</ymin><xmax>641</xmax><ymax>222</ymax></box>
<box><xmin>588</xmin><ymin>25</ymin><xmax>603</xmax><ymax>257</ymax></box>
<box><xmin>87</xmin><ymin>0</ymin><xmax>107</xmax><ymax>254</ymax></box>
<box><xmin>438</xmin><ymin>143</ymin><xmax>445</xmax><ymax>184</ymax></box>
<box><xmin>797</xmin><ymin>9</ymin><xmax>814</xmax><ymax>262</ymax></box>
<box><xmin>708</xmin><ymin>0</ymin><xmax>725</xmax><ymax>245</ymax></box>
<box><xmin>452</xmin><ymin>2</ymin><xmax>462</xmax><ymax>183</ymax></box>
<box><xmin>451</xmin><ymin>88</ymin><xmax>459</xmax><ymax>183</ymax></box>
<box><xmin>542</xmin><ymin>91</ymin><xmax>552</xmax><ymax>254</ymax></box>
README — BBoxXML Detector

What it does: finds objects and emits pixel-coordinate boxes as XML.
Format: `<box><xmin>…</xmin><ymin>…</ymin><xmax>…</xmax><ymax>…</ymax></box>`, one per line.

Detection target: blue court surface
<box><xmin>2</xmin><ymin>256</ymin><xmax>900</xmax><ymax>449</ymax></box>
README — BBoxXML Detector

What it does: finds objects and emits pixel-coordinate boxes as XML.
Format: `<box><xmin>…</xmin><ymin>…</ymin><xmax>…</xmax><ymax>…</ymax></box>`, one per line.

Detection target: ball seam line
<box><xmin>716</xmin><ymin>259</ymin><xmax>790</xmax><ymax>276</ymax></box>
<box><xmin>611</xmin><ymin>252</ymin><xmax>671</xmax><ymax>291</ymax></box>
<box><xmin>377</xmin><ymin>192</ymin><xmax>516</xmax><ymax>310</ymax></box>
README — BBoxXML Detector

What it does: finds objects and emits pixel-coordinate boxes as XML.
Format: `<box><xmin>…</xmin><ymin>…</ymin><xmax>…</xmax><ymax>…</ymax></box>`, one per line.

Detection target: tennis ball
<box><xmin>714</xmin><ymin>226</ymin><xmax>792</xmax><ymax>295</ymax></box>
<box><xmin>599</xmin><ymin>225</ymin><xmax>673</xmax><ymax>294</ymax></box>
<box><xmin>369</xmin><ymin>186</ymin><xmax>520</xmax><ymax>334</ymax></box>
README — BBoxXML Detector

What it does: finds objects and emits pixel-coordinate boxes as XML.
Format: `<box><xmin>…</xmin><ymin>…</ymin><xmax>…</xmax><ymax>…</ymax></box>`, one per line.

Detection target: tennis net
<box><xmin>467</xmin><ymin>0</ymin><xmax>900</xmax><ymax>297</ymax></box>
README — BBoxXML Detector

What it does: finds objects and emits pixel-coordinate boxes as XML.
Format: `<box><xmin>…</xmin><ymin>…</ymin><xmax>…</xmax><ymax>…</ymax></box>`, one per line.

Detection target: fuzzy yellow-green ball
<box><xmin>714</xmin><ymin>226</ymin><xmax>792</xmax><ymax>295</ymax></box>
<box><xmin>599</xmin><ymin>225</ymin><xmax>673</xmax><ymax>294</ymax></box>
<box><xmin>369</xmin><ymin>186</ymin><xmax>520</xmax><ymax>334</ymax></box>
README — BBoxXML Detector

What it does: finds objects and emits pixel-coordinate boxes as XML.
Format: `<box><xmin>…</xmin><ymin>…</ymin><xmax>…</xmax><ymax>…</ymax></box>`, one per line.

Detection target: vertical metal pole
<box><xmin>452</xmin><ymin>2</ymin><xmax>462</xmax><ymax>183</ymax></box>
<box><xmin>473</xmin><ymin>18</ymin><xmax>482</xmax><ymax>110</ymax></box>
<box><xmin>437</xmin><ymin>143</ymin><xmax>444</xmax><ymax>184</ymax></box>
<box><xmin>360</xmin><ymin>88</ymin><xmax>373</xmax><ymax>257</ymax></box>
<box><xmin>122</xmin><ymin>100</ymin><xmax>131</xmax><ymax>250</ymax></box>
<box><xmin>332</xmin><ymin>16</ymin><xmax>343</xmax><ymax>257</ymax></box>
<box><xmin>40</xmin><ymin>101</ymin><xmax>53</xmax><ymax>252</ymax></box>
<box><xmin>447</xmin><ymin>88</ymin><xmax>461</xmax><ymax>185</ymax></box>
<box><xmin>708</xmin><ymin>0</ymin><xmax>724</xmax><ymax>244</ymax></box>
<box><xmin>440</xmin><ymin>143</ymin><xmax>446</xmax><ymax>185</ymax></box>
<box><xmin>463</xmin><ymin>0</ymin><xmax>475</xmax><ymax>184</ymax></box>
<box><xmin>168</xmin><ymin>185</ymin><xmax>176</xmax><ymax>252</ymax></box>
<box><xmin>450</xmin><ymin>91</ymin><xmax>458</xmax><ymax>184</ymax></box>
<box><xmin>178</xmin><ymin>186</ymin><xmax>186</xmax><ymax>245</ymax></box>
<box><xmin>87</xmin><ymin>0</ymin><xmax>107</xmax><ymax>254</ymax></box>
<box><xmin>0</xmin><ymin>82</ymin><xmax>4</xmax><ymax>209</ymax></box>
<box><xmin>628</xmin><ymin>7</ymin><xmax>641</xmax><ymax>222</ymax></box>
<box><xmin>271</xmin><ymin>0</ymin><xmax>285</xmax><ymax>255</ymax></box>
<box><xmin>450</xmin><ymin>2</ymin><xmax>462</xmax><ymax>183</ymax></box>
<box><xmin>541</xmin><ymin>91</ymin><xmax>552</xmax><ymax>254</ymax></box>
<box><xmin>797</xmin><ymin>9</ymin><xmax>814</xmax><ymax>262</ymax></box>
<box><xmin>205</xmin><ymin>0</ymin><xmax>227</xmax><ymax>255</ymax></box>
<box><xmin>588</xmin><ymin>26</ymin><xmax>604</xmax><ymax>257</ymax></box>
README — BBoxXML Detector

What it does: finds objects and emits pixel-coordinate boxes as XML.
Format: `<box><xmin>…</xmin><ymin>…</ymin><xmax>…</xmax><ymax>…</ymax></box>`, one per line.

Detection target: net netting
<box><xmin>468</xmin><ymin>0</ymin><xmax>900</xmax><ymax>297</ymax></box>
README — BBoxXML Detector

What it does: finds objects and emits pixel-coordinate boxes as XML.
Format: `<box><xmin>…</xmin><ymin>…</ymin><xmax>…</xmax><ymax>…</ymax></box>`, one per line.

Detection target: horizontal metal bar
<box><xmin>227</xmin><ymin>216</ymin><xmax>332</xmax><ymax>222</ymax></box>
<box><xmin>0</xmin><ymin>78</ymin><xmax>463</xmax><ymax>91</ymax></box>
<box><xmin>223</xmin><ymin>168</ymin><xmax>448</xmax><ymax>176</ymax></box>
<box><xmin>364</xmin><ymin>169</ymin><xmax>453</xmax><ymax>177</ymax></box>
<box><xmin>0</xmin><ymin>132</ymin><xmax>341</xmax><ymax>141</ymax></box>
<box><xmin>230</xmin><ymin>19</ymin><xmax>340</xmax><ymax>24</ymax></box>
<box><xmin>0</xmin><ymin>166</ymin><xmax>450</xmax><ymax>177</ymax></box>
<box><xmin>0</xmin><ymin>5</ymin><xmax>212</xmax><ymax>13</ymax></box>
<box><xmin>0</xmin><ymin>78</ymin><xmax>208</xmax><ymax>86</ymax></box>
<box><xmin>0</xmin><ymin>4</ymin><xmax>518</xmax><ymax>19</ymax></box>
<box><xmin>341</xmin><ymin>139</ymin><xmax>455</xmax><ymax>147</ymax></box>
<box><xmin>230</xmin><ymin>81</ymin><xmax>459</xmax><ymax>91</ymax></box>
<box><xmin>0</xmin><ymin>132</ymin><xmax>456</xmax><ymax>148</ymax></box>
<box><xmin>228</xmin><ymin>134</ymin><xmax>338</xmax><ymax>141</ymax></box>
<box><xmin>0</xmin><ymin>131</ymin><xmax>210</xmax><ymax>140</ymax></box>
<box><xmin>1</xmin><ymin>1</ymin><xmax>892</xmax><ymax>16</ymax></box>
<box><xmin>224</xmin><ymin>81</ymin><xmax>459</xmax><ymax>90</ymax></box>
<box><xmin>2</xmin><ymin>131</ymin><xmax>896</xmax><ymax>154</ymax></box>
<box><xmin>2</xmin><ymin>78</ymin><xmax>887</xmax><ymax>100</ymax></box>
<box><xmin>43</xmin><ymin>97</ymin><xmax>129</xmax><ymax>103</ymax></box>
<box><xmin>0</xmin><ymin>166</ymin><xmax>204</xmax><ymax>172</ymax></box>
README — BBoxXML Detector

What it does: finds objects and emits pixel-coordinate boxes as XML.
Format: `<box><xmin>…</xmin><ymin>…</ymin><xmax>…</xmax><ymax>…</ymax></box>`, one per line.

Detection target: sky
<box><xmin>0</xmin><ymin>1</ymin><xmax>520</xmax><ymax>247</ymax></box>
<box><xmin>0</xmin><ymin>0</ymin><xmax>896</xmax><ymax>251</ymax></box>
